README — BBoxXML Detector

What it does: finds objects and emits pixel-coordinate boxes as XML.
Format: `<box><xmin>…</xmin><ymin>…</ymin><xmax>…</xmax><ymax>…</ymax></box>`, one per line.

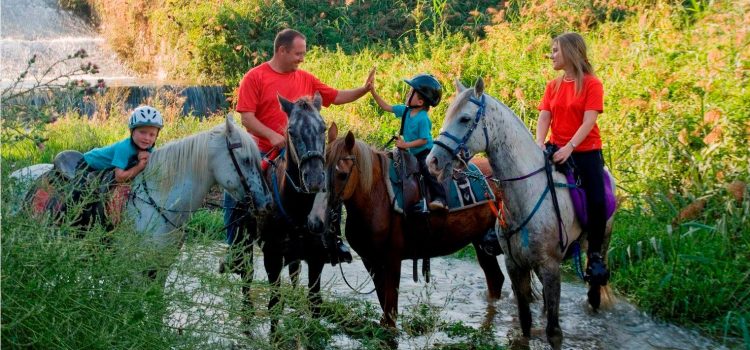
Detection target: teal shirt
<box><xmin>83</xmin><ymin>137</ymin><xmax>151</xmax><ymax>171</ymax></box>
<box><xmin>392</xmin><ymin>105</ymin><xmax>433</xmax><ymax>155</ymax></box>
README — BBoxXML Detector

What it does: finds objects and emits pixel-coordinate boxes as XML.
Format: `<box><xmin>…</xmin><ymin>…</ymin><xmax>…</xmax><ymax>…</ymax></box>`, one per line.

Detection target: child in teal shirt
<box><xmin>81</xmin><ymin>105</ymin><xmax>163</xmax><ymax>182</ymax></box>
<box><xmin>371</xmin><ymin>73</ymin><xmax>447</xmax><ymax>210</ymax></box>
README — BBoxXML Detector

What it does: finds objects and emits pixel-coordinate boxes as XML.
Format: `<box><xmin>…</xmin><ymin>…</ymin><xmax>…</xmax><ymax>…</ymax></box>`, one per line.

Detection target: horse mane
<box><xmin>145</xmin><ymin>122</ymin><xmax>254</xmax><ymax>192</ymax></box>
<box><xmin>327</xmin><ymin>136</ymin><xmax>377</xmax><ymax>192</ymax></box>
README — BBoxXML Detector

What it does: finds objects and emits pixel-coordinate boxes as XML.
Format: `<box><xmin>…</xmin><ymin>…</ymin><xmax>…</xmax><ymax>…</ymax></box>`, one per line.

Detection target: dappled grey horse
<box><xmin>12</xmin><ymin>116</ymin><xmax>272</xmax><ymax>251</ymax></box>
<box><xmin>427</xmin><ymin>78</ymin><xmax>616</xmax><ymax>350</ymax></box>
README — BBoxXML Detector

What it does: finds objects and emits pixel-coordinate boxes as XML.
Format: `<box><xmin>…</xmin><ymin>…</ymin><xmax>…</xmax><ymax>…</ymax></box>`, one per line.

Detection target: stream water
<box><xmin>165</xmin><ymin>242</ymin><xmax>726</xmax><ymax>349</ymax></box>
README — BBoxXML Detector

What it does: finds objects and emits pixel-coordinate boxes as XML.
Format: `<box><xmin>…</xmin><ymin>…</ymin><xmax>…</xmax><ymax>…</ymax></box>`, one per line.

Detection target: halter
<box><xmin>226</xmin><ymin>136</ymin><xmax>258</xmax><ymax>212</ymax></box>
<box><xmin>433</xmin><ymin>94</ymin><xmax>490</xmax><ymax>164</ymax></box>
<box><xmin>284</xmin><ymin>129</ymin><xmax>326</xmax><ymax>194</ymax></box>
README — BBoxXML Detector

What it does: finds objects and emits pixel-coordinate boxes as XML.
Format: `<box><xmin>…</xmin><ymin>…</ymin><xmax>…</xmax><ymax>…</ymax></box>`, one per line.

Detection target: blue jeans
<box><xmin>224</xmin><ymin>191</ymin><xmax>240</xmax><ymax>245</ymax></box>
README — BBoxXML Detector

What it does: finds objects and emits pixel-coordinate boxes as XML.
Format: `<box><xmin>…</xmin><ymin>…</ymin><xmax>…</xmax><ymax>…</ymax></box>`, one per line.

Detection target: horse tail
<box><xmin>599</xmin><ymin>285</ymin><xmax>616</xmax><ymax>309</ymax></box>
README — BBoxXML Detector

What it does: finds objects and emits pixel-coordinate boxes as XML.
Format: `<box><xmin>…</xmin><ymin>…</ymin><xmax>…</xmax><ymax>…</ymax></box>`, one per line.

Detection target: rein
<box><xmin>435</xmin><ymin>93</ymin><xmax>570</xmax><ymax>255</ymax></box>
<box><xmin>325</xmin><ymin>153</ymin><xmax>376</xmax><ymax>295</ymax></box>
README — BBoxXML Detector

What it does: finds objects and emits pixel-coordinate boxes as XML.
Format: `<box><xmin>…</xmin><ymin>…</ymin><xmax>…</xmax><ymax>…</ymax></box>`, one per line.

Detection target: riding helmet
<box><xmin>404</xmin><ymin>74</ymin><xmax>443</xmax><ymax>107</ymax></box>
<box><xmin>128</xmin><ymin>105</ymin><xmax>164</xmax><ymax>130</ymax></box>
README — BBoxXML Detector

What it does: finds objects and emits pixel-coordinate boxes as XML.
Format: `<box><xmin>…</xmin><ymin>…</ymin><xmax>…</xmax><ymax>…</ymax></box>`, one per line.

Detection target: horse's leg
<box><xmin>472</xmin><ymin>241</ymin><xmax>504</xmax><ymax>299</ymax></box>
<box><xmin>505</xmin><ymin>256</ymin><xmax>533</xmax><ymax>338</ymax></box>
<box><xmin>595</xmin><ymin>219</ymin><xmax>616</xmax><ymax>309</ymax></box>
<box><xmin>307</xmin><ymin>259</ymin><xmax>325</xmax><ymax>318</ymax></box>
<box><xmin>240</xmin><ymin>245</ymin><xmax>255</xmax><ymax>314</ymax></box>
<box><xmin>264</xmin><ymin>251</ymin><xmax>284</xmax><ymax>334</ymax></box>
<box><xmin>361</xmin><ymin>257</ymin><xmax>387</xmax><ymax>311</ymax></box>
<box><xmin>538</xmin><ymin>261</ymin><xmax>563</xmax><ymax>350</ymax></box>
<box><xmin>382</xmin><ymin>250</ymin><xmax>402</xmax><ymax>327</ymax></box>
<box><xmin>288</xmin><ymin>260</ymin><xmax>301</xmax><ymax>288</ymax></box>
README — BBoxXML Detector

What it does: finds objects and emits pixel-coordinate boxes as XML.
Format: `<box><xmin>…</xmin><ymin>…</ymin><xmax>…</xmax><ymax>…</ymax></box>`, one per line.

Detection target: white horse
<box><xmin>426</xmin><ymin>78</ymin><xmax>616</xmax><ymax>350</ymax></box>
<box><xmin>11</xmin><ymin>116</ymin><xmax>272</xmax><ymax>250</ymax></box>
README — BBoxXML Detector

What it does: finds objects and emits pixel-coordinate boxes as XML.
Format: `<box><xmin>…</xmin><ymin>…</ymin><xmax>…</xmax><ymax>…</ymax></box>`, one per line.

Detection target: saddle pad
<box><xmin>388</xmin><ymin>162</ymin><xmax>496</xmax><ymax>213</ymax></box>
<box><xmin>29</xmin><ymin>179</ymin><xmax>131</xmax><ymax>225</ymax></box>
<box><xmin>566</xmin><ymin>169</ymin><xmax>616</xmax><ymax>226</ymax></box>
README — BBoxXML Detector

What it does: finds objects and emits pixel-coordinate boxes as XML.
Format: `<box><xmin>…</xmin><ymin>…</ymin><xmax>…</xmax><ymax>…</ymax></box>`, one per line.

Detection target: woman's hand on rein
<box><xmin>552</xmin><ymin>143</ymin><xmax>574</xmax><ymax>163</ymax></box>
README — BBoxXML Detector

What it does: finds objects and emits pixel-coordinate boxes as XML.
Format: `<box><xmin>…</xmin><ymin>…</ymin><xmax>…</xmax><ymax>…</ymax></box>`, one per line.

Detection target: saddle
<box><xmin>545</xmin><ymin>145</ymin><xmax>616</xmax><ymax>227</ymax></box>
<box><xmin>53</xmin><ymin>150</ymin><xmax>84</xmax><ymax>180</ymax></box>
<box><xmin>388</xmin><ymin>149</ymin><xmax>425</xmax><ymax>214</ymax></box>
<box><xmin>29</xmin><ymin>150</ymin><xmax>129</xmax><ymax>228</ymax></box>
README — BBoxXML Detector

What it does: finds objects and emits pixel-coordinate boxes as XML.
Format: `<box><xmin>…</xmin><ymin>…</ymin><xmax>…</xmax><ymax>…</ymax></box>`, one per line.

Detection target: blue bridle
<box><xmin>433</xmin><ymin>94</ymin><xmax>490</xmax><ymax>164</ymax></box>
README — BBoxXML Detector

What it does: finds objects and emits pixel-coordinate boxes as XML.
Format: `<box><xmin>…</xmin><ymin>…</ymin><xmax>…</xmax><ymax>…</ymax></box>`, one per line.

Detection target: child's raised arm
<box><xmin>370</xmin><ymin>83</ymin><xmax>393</xmax><ymax>113</ymax></box>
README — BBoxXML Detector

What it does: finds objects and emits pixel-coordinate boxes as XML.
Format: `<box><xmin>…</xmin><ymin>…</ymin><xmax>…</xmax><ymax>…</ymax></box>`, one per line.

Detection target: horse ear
<box><xmin>312</xmin><ymin>91</ymin><xmax>323</xmax><ymax>111</ymax></box>
<box><xmin>328</xmin><ymin>122</ymin><xmax>338</xmax><ymax>143</ymax></box>
<box><xmin>345</xmin><ymin>131</ymin><xmax>355</xmax><ymax>151</ymax></box>
<box><xmin>455</xmin><ymin>78</ymin><xmax>467</xmax><ymax>93</ymax></box>
<box><xmin>225</xmin><ymin>114</ymin><xmax>236</xmax><ymax>135</ymax></box>
<box><xmin>278</xmin><ymin>94</ymin><xmax>294</xmax><ymax>116</ymax></box>
<box><xmin>474</xmin><ymin>77</ymin><xmax>485</xmax><ymax>97</ymax></box>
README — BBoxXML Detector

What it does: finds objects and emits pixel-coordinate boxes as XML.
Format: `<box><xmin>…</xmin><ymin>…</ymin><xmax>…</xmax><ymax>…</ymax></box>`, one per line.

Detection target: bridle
<box><xmin>325</xmin><ymin>153</ymin><xmax>376</xmax><ymax>295</ymax></box>
<box><xmin>325</xmin><ymin>154</ymin><xmax>357</xmax><ymax>214</ymax></box>
<box><xmin>433</xmin><ymin>94</ymin><xmax>490</xmax><ymax>165</ymax></box>
<box><xmin>284</xmin><ymin>128</ymin><xmax>326</xmax><ymax>194</ymax></box>
<box><xmin>134</xmin><ymin>135</ymin><xmax>262</xmax><ymax>230</ymax></box>
<box><xmin>226</xmin><ymin>136</ymin><xmax>262</xmax><ymax>212</ymax></box>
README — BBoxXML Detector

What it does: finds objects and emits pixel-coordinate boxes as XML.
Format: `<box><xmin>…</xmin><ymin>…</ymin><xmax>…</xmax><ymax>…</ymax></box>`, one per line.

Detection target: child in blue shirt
<box><xmin>371</xmin><ymin>73</ymin><xmax>447</xmax><ymax>210</ymax></box>
<box><xmin>81</xmin><ymin>105</ymin><xmax>163</xmax><ymax>182</ymax></box>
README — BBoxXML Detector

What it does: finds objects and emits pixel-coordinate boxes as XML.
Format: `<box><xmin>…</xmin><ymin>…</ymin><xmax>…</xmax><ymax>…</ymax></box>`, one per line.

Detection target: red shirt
<box><xmin>236</xmin><ymin>62</ymin><xmax>338</xmax><ymax>152</ymax></box>
<box><xmin>538</xmin><ymin>74</ymin><xmax>604</xmax><ymax>152</ymax></box>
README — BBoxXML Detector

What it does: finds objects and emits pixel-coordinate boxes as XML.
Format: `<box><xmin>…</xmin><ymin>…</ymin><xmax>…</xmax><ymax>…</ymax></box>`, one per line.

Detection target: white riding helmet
<box><xmin>128</xmin><ymin>105</ymin><xmax>164</xmax><ymax>130</ymax></box>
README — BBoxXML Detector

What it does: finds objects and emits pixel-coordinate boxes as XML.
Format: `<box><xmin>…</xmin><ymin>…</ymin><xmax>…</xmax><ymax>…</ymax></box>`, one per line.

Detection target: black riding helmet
<box><xmin>404</xmin><ymin>74</ymin><xmax>442</xmax><ymax>107</ymax></box>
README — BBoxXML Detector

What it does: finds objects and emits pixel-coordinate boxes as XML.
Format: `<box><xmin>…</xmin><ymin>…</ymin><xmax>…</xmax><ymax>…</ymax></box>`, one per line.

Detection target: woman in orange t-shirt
<box><xmin>535</xmin><ymin>32</ymin><xmax>609</xmax><ymax>285</ymax></box>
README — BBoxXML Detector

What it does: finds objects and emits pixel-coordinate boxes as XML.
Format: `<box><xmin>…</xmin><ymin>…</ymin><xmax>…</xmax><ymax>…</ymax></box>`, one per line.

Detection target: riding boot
<box><xmin>335</xmin><ymin>238</ymin><xmax>353</xmax><ymax>265</ymax></box>
<box><xmin>585</xmin><ymin>252</ymin><xmax>610</xmax><ymax>285</ymax></box>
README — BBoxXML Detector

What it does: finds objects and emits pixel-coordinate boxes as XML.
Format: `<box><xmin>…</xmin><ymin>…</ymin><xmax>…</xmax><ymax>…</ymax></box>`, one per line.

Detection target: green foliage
<box><xmin>143</xmin><ymin>0</ymin><xmax>501</xmax><ymax>86</ymax></box>
<box><xmin>610</xmin><ymin>191</ymin><xmax>750</xmax><ymax>345</ymax></box>
<box><xmin>441</xmin><ymin>321</ymin><xmax>503</xmax><ymax>350</ymax></box>
<box><xmin>0</xmin><ymin>193</ymin><xmax>180</xmax><ymax>349</ymax></box>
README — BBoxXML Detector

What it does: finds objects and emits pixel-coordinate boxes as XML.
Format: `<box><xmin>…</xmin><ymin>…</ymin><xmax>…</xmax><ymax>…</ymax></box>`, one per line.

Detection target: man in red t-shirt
<box><xmin>237</xmin><ymin>28</ymin><xmax>374</xmax><ymax>155</ymax></box>
<box><xmin>224</xmin><ymin>29</ymin><xmax>373</xmax><ymax>272</ymax></box>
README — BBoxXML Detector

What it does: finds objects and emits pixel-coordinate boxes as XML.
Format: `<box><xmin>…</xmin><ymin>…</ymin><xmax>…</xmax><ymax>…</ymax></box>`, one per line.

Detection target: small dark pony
<box><xmin>228</xmin><ymin>93</ymin><xmax>333</xmax><ymax>332</ymax></box>
<box><xmin>307</xmin><ymin>125</ymin><xmax>506</xmax><ymax>329</ymax></box>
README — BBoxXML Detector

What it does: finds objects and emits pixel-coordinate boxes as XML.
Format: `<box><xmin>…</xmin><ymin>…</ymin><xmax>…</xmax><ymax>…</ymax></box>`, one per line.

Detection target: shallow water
<box><xmin>165</xmin><ymin>242</ymin><xmax>727</xmax><ymax>349</ymax></box>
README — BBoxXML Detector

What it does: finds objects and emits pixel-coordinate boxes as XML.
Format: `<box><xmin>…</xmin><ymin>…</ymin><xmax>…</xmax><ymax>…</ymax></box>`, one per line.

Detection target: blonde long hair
<box><xmin>553</xmin><ymin>32</ymin><xmax>595</xmax><ymax>95</ymax></box>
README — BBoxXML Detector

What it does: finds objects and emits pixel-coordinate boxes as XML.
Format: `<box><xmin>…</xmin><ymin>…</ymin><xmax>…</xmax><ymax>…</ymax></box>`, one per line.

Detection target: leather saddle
<box><xmin>53</xmin><ymin>150</ymin><xmax>84</xmax><ymax>180</ymax></box>
<box><xmin>35</xmin><ymin>150</ymin><xmax>120</xmax><ymax>228</ymax></box>
<box><xmin>388</xmin><ymin>149</ymin><xmax>425</xmax><ymax>214</ymax></box>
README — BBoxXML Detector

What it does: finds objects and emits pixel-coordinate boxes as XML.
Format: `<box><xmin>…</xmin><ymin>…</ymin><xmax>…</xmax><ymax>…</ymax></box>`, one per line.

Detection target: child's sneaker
<box><xmin>428</xmin><ymin>199</ymin><xmax>448</xmax><ymax>211</ymax></box>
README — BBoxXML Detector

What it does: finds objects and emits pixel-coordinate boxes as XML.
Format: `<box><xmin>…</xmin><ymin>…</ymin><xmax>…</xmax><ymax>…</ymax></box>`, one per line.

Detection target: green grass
<box><xmin>610</xmin><ymin>193</ymin><xmax>750</xmax><ymax>347</ymax></box>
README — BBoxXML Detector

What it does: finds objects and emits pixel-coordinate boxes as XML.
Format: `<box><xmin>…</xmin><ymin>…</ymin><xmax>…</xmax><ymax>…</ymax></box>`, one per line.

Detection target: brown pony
<box><xmin>307</xmin><ymin>125</ymin><xmax>505</xmax><ymax>328</ymax></box>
